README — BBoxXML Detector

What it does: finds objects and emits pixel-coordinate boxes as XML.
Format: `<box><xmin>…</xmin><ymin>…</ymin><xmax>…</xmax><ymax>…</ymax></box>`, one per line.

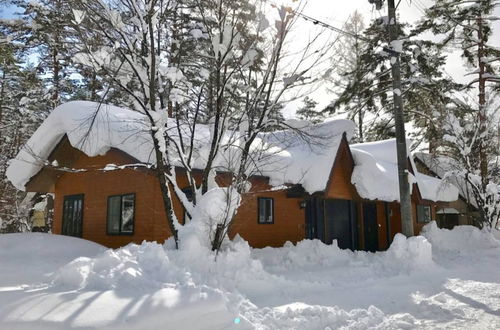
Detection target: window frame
<box><xmin>416</xmin><ymin>204</ymin><xmax>432</xmax><ymax>223</ymax></box>
<box><xmin>106</xmin><ymin>193</ymin><xmax>136</xmax><ymax>235</ymax></box>
<box><xmin>257</xmin><ymin>197</ymin><xmax>274</xmax><ymax>224</ymax></box>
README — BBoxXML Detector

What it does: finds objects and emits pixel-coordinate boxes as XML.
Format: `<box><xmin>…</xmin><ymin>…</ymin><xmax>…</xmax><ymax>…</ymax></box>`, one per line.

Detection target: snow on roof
<box><xmin>436</xmin><ymin>207</ymin><xmax>460</xmax><ymax>215</ymax></box>
<box><xmin>414</xmin><ymin>152</ymin><xmax>477</xmax><ymax>207</ymax></box>
<box><xmin>350</xmin><ymin>139</ymin><xmax>458</xmax><ymax>202</ymax></box>
<box><xmin>7</xmin><ymin>101</ymin><xmax>356</xmax><ymax>194</ymax></box>
<box><xmin>6</xmin><ymin>101</ymin><xmax>154</xmax><ymax>190</ymax></box>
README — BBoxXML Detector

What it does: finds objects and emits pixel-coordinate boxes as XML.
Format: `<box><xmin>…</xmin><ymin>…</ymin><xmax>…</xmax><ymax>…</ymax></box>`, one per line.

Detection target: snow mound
<box><xmin>256</xmin><ymin>234</ymin><xmax>434</xmax><ymax>277</ymax></box>
<box><xmin>0</xmin><ymin>233</ymin><xmax>105</xmax><ymax>261</ymax></box>
<box><xmin>257</xmin><ymin>239</ymin><xmax>351</xmax><ymax>270</ymax></box>
<box><xmin>0</xmin><ymin>233</ymin><xmax>105</xmax><ymax>287</ymax></box>
<box><xmin>385</xmin><ymin>234</ymin><xmax>434</xmax><ymax>270</ymax></box>
<box><xmin>51</xmin><ymin>241</ymin><xmax>187</xmax><ymax>291</ymax></box>
<box><xmin>50</xmin><ymin>237</ymin><xmax>270</xmax><ymax>294</ymax></box>
<box><xmin>244</xmin><ymin>303</ymin><xmax>416</xmax><ymax>330</ymax></box>
<box><xmin>421</xmin><ymin>221</ymin><xmax>500</xmax><ymax>254</ymax></box>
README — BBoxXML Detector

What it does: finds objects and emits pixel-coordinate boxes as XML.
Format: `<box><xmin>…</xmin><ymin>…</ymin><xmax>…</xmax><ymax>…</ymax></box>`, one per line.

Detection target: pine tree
<box><xmin>415</xmin><ymin>0</ymin><xmax>500</xmax><ymax>228</ymax></box>
<box><xmin>6</xmin><ymin>0</ymin><xmax>80</xmax><ymax>108</ymax></box>
<box><xmin>328</xmin><ymin>16</ymin><xmax>458</xmax><ymax>144</ymax></box>
<box><xmin>0</xmin><ymin>32</ymin><xmax>49</xmax><ymax>232</ymax></box>
<box><xmin>296</xmin><ymin>96</ymin><xmax>323</xmax><ymax>124</ymax></box>
<box><xmin>327</xmin><ymin>11</ymin><xmax>368</xmax><ymax>141</ymax></box>
<box><xmin>415</xmin><ymin>0</ymin><xmax>500</xmax><ymax>188</ymax></box>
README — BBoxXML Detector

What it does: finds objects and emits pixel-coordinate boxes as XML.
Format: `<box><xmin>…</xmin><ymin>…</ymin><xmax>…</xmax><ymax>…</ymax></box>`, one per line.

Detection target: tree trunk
<box><xmin>477</xmin><ymin>15</ymin><xmax>488</xmax><ymax>190</ymax></box>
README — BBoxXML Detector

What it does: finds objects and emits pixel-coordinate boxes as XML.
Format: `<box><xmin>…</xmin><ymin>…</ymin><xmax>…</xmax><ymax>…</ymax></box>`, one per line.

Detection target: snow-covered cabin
<box><xmin>7</xmin><ymin>101</ymin><xmax>458</xmax><ymax>250</ymax></box>
<box><xmin>414</xmin><ymin>152</ymin><xmax>479</xmax><ymax>228</ymax></box>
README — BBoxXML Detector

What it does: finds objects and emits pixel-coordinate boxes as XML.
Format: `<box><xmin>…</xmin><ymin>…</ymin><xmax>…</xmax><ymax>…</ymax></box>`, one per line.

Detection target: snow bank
<box><xmin>245</xmin><ymin>303</ymin><xmax>416</xmax><ymax>330</ymax></box>
<box><xmin>351</xmin><ymin>139</ymin><xmax>458</xmax><ymax>202</ymax></box>
<box><xmin>51</xmin><ymin>241</ymin><xmax>184</xmax><ymax>291</ymax></box>
<box><xmin>50</xmin><ymin>237</ymin><xmax>270</xmax><ymax>295</ymax></box>
<box><xmin>421</xmin><ymin>221</ymin><xmax>500</xmax><ymax>254</ymax></box>
<box><xmin>0</xmin><ymin>233</ymin><xmax>105</xmax><ymax>287</ymax></box>
<box><xmin>0</xmin><ymin>233</ymin><xmax>104</xmax><ymax>260</ymax></box>
<box><xmin>256</xmin><ymin>234</ymin><xmax>435</xmax><ymax>279</ymax></box>
<box><xmin>385</xmin><ymin>234</ymin><xmax>433</xmax><ymax>270</ymax></box>
<box><xmin>3</xmin><ymin>226</ymin><xmax>500</xmax><ymax>329</ymax></box>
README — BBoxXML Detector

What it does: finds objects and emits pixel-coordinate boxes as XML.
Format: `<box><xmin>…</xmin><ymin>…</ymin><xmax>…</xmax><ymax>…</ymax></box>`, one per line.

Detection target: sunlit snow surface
<box><xmin>1</xmin><ymin>223</ymin><xmax>499</xmax><ymax>329</ymax></box>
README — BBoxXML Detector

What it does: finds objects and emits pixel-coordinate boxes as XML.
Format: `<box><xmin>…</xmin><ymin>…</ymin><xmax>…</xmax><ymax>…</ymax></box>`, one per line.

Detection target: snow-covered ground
<box><xmin>1</xmin><ymin>222</ymin><xmax>499</xmax><ymax>329</ymax></box>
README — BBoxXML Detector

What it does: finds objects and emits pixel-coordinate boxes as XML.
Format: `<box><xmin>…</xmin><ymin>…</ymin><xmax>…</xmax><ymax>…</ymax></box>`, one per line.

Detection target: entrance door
<box><xmin>324</xmin><ymin>199</ymin><xmax>358</xmax><ymax>250</ymax></box>
<box><xmin>363</xmin><ymin>202</ymin><xmax>379</xmax><ymax>252</ymax></box>
<box><xmin>62</xmin><ymin>194</ymin><xmax>84</xmax><ymax>237</ymax></box>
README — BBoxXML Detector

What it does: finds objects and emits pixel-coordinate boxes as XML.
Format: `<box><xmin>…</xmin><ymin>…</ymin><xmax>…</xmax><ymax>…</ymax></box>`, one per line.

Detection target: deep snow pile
<box><xmin>0</xmin><ymin>233</ymin><xmax>105</xmax><ymax>287</ymax></box>
<box><xmin>1</xmin><ymin>223</ymin><xmax>500</xmax><ymax>329</ymax></box>
<box><xmin>422</xmin><ymin>221</ymin><xmax>500</xmax><ymax>254</ymax></box>
<box><xmin>49</xmin><ymin>232</ymin><xmax>437</xmax><ymax>295</ymax></box>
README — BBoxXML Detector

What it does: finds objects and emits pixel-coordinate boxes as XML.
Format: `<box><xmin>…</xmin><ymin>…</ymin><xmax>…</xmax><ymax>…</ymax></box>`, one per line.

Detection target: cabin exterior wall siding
<box><xmin>52</xmin><ymin>149</ymin><xmax>305</xmax><ymax>248</ymax></box>
<box><xmin>49</xmin><ymin>137</ymin><xmax>447</xmax><ymax>250</ymax></box>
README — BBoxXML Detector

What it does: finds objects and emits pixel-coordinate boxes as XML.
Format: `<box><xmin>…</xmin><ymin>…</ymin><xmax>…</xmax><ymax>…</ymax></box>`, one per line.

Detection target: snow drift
<box><xmin>1</xmin><ymin>224</ymin><xmax>500</xmax><ymax>329</ymax></box>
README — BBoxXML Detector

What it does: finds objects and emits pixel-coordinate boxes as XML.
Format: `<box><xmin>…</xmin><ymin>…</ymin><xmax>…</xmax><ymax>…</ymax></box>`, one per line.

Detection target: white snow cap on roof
<box><xmin>7</xmin><ymin>101</ymin><xmax>356</xmax><ymax>193</ymax></box>
<box><xmin>414</xmin><ymin>152</ymin><xmax>477</xmax><ymax>207</ymax></box>
<box><xmin>6</xmin><ymin>101</ymin><xmax>153</xmax><ymax>190</ymax></box>
<box><xmin>350</xmin><ymin>139</ymin><xmax>458</xmax><ymax>202</ymax></box>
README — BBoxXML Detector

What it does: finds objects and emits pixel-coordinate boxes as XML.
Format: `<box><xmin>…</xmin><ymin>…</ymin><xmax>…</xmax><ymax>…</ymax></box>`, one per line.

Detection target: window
<box><xmin>258</xmin><ymin>197</ymin><xmax>274</xmax><ymax>224</ymax></box>
<box><xmin>107</xmin><ymin>193</ymin><xmax>135</xmax><ymax>234</ymax></box>
<box><xmin>417</xmin><ymin>205</ymin><xmax>432</xmax><ymax>223</ymax></box>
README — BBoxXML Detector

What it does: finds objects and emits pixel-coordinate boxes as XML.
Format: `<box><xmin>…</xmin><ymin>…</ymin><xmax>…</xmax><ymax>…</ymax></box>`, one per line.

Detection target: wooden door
<box><xmin>62</xmin><ymin>194</ymin><xmax>84</xmax><ymax>237</ymax></box>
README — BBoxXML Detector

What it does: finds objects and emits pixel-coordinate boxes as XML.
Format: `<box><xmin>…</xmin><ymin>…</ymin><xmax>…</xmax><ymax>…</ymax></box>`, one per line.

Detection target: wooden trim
<box><xmin>324</xmin><ymin>133</ymin><xmax>359</xmax><ymax>198</ymax></box>
<box><xmin>385</xmin><ymin>202</ymin><xmax>391</xmax><ymax>246</ymax></box>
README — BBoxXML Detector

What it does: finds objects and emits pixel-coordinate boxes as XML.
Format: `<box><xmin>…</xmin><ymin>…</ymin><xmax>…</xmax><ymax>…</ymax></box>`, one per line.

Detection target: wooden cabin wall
<box><xmin>54</xmin><ymin>150</ymin><xmax>171</xmax><ymax>248</ymax></box>
<box><xmin>230</xmin><ymin>182</ymin><xmax>305</xmax><ymax>248</ymax></box>
<box><xmin>376</xmin><ymin>202</ymin><xmax>389</xmax><ymax>250</ymax></box>
<box><xmin>324</xmin><ymin>139</ymin><xmax>359</xmax><ymax>200</ymax></box>
<box><xmin>53</xmin><ymin>149</ymin><xmax>304</xmax><ymax>249</ymax></box>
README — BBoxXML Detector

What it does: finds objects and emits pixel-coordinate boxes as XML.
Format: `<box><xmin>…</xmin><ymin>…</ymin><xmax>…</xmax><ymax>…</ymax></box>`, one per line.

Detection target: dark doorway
<box><xmin>62</xmin><ymin>194</ymin><xmax>84</xmax><ymax>237</ymax></box>
<box><xmin>324</xmin><ymin>199</ymin><xmax>358</xmax><ymax>250</ymax></box>
<box><xmin>363</xmin><ymin>202</ymin><xmax>379</xmax><ymax>252</ymax></box>
<box><xmin>305</xmin><ymin>197</ymin><xmax>324</xmax><ymax>240</ymax></box>
<box><xmin>437</xmin><ymin>214</ymin><xmax>459</xmax><ymax>229</ymax></box>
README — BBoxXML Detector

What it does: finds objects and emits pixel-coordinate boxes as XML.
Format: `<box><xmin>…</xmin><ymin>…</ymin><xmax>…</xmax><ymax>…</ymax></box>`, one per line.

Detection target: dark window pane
<box><xmin>121</xmin><ymin>194</ymin><xmax>135</xmax><ymax>233</ymax></box>
<box><xmin>417</xmin><ymin>205</ymin><xmax>431</xmax><ymax>223</ymax></box>
<box><xmin>107</xmin><ymin>196</ymin><xmax>121</xmax><ymax>233</ymax></box>
<box><xmin>258</xmin><ymin>198</ymin><xmax>273</xmax><ymax>224</ymax></box>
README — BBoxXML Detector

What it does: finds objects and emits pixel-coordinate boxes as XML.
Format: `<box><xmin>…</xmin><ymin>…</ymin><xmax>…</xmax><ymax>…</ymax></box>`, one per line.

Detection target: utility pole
<box><xmin>371</xmin><ymin>0</ymin><xmax>414</xmax><ymax>236</ymax></box>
